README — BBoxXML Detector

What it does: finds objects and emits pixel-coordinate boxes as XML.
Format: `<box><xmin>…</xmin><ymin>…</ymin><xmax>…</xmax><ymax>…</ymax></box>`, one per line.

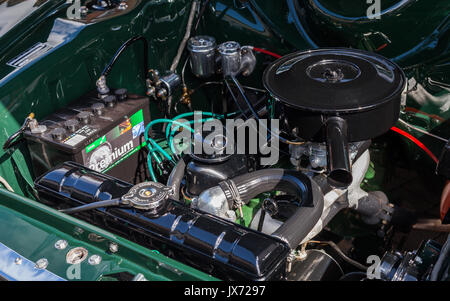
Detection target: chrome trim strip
<box><xmin>6</xmin><ymin>42</ymin><xmax>53</xmax><ymax>68</ymax></box>
<box><xmin>0</xmin><ymin>241</ymin><xmax>65</xmax><ymax>281</ymax></box>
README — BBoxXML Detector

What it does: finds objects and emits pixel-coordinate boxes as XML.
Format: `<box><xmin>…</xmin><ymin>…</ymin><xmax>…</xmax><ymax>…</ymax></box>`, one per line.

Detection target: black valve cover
<box><xmin>34</xmin><ymin>162</ymin><xmax>290</xmax><ymax>281</ymax></box>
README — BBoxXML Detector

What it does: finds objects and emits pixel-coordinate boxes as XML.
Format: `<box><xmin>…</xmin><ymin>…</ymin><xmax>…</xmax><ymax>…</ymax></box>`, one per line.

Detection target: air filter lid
<box><xmin>263</xmin><ymin>48</ymin><xmax>405</xmax><ymax>113</ymax></box>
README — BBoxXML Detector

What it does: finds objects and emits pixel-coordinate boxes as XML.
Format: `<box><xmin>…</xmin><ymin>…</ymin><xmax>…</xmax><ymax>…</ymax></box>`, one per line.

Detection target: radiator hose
<box><xmin>218</xmin><ymin>169</ymin><xmax>324</xmax><ymax>249</ymax></box>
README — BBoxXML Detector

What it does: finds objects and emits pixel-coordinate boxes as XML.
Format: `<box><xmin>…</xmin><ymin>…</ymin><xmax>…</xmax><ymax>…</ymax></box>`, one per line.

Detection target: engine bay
<box><xmin>0</xmin><ymin>0</ymin><xmax>449</xmax><ymax>282</ymax></box>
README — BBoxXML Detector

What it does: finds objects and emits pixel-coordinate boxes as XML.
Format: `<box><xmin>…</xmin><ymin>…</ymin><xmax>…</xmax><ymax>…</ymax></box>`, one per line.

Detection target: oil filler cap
<box><xmin>121</xmin><ymin>182</ymin><xmax>172</xmax><ymax>211</ymax></box>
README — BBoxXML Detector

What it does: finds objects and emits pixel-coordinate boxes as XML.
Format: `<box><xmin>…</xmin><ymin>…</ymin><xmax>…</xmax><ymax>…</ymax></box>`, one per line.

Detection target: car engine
<box><xmin>0</xmin><ymin>0</ymin><xmax>448</xmax><ymax>282</ymax></box>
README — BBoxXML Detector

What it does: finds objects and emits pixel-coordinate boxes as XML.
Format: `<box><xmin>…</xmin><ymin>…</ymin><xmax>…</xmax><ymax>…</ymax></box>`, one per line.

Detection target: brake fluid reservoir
<box><xmin>218</xmin><ymin>41</ymin><xmax>241</xmax><ymax>77</ymax></box>
<box><xmin>187</xmin><ymin>36</ymin><xmax>216</xmax><ymax>78</ymax></box>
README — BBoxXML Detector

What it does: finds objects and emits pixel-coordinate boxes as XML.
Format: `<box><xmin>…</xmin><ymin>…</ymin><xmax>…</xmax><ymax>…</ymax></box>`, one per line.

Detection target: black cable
<box><xmin>101</xmin><ymin>36</ymin><xmax>149</xmax><ymax>79</ymax></box>
<box><xmin>3</xmin><ymin>115</ymin><xmax>33</xmax><ymax>150</ymax></box>
<box><xmin>3</xmin><ymin>131</ymin><xmax>23</xmax><ymax>150</ymax></box>
<box><xmin>59</xmin><ymin>199</ymin><xmax>122</xmax><ymax>214</ymax></box>
<box><xmin>308</xmin><ymin>240</ymin><xmax>368</xmax><ymax>271</ymax></box>
<box><xmin>223</xmin><ymin>79</ymin><xmax>249</xmax><ymax>119</ymax></box>
<box><xmin>194</xmin><ymin>81</ymin><xmax>266</xmax><ymax>94</ymax></box>
<box><xmin>226</xmin><ymin>76</ymin><xmax>303</xmax><ymax>145</ymax></box>
<box><xmin>193</xmin><ymin>0</ymin><xmax>210</xmax><ymax>34</ymax></box>
<box><xmin>257</xmin><ymin>209</ymin><xmax>266</xmax><ymax>232</ymax></box>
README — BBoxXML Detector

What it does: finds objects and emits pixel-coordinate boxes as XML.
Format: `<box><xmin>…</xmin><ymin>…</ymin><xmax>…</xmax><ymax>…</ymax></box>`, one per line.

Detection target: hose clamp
<box><xmin>218</xmin><ymin>179</ymin><xmax>242</xmax><ymax>210</ymax></box>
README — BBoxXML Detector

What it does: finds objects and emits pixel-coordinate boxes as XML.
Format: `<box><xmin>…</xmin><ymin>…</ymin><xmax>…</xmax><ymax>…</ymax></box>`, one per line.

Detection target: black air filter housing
<box><xmin>263</xmin><ymin>48</ymin><xmax>406</xmax><ymax>142</ymax></box>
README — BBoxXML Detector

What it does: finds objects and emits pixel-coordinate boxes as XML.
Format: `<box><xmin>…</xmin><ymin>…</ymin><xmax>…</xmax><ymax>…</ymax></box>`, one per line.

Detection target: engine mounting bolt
<box><xmin>88</xmin><ymin>254</ymin><xmax>102</xmax><ymax>265</ymax></box>
<box><xmin>54</xmin><ymin>239</ymin><xmax>68</xmax><ymax>250</ymax></box>
<box><xmin>109</xmin><ymin>242</ymin><xmax>119</xmax><ymax>253</ymax></box>
<box><xmin>35</xmin><ymin>258</ymin><xmax>49</xmax><ymax>269</ymax></box>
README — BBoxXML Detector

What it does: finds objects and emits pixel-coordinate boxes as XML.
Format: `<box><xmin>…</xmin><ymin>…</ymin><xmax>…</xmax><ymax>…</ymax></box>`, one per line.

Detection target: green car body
<box><xmin>0</xmin><ymin>0</ymin><xmax>448</xmax><ymax>280</ymax></box>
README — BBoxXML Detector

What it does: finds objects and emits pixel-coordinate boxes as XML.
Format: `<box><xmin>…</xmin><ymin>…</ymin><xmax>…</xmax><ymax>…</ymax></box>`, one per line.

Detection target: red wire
<box><xmin>391</xmin><ymin>126</ymin><xmax>439</xmax><ymax>164</ymax></box>
<box><xmin>252</xmin><ymin>47</ymin><xmax>282</xmax><ymax>59</ymax></box>
<box><xmin>375</xmin><ymin>43</ymin><xmax>388</xmax><ymax>52</ymax></box>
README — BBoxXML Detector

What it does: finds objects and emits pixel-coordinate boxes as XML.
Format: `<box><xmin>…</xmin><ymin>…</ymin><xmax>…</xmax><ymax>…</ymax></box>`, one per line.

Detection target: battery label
<box><xmin>64</xmin><ymin>134</ymin><xmax>87</xmax><ymax>146</ymax></box>
<box><xmin>82</xmin><ymin>109</ymin><xmax>145</xmax><ymax>172</ymax></box>
<box><xmin>62</xmin><ymin>125</ymin><xmax>98</xmax><ymax>146</ymax></box>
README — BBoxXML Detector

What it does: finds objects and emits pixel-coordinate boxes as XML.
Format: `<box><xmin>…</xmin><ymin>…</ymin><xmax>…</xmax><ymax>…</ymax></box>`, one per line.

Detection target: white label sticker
<box><xmin>65</xmin><ymin>134</ymin><xmax>86</xmax><ymax>146</ymax></box>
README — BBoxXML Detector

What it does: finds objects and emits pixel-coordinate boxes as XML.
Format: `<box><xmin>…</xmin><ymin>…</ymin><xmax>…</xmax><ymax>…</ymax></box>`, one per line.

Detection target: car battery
<box><xmin>23</xmin><ymin>89</ymin><xmax>150</xmax><ymax>183</ymax></box>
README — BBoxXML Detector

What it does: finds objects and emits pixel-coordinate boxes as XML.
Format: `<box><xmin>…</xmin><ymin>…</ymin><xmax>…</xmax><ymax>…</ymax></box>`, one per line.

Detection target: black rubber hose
<box><xmin>166</xmin><ymin>156</ymin><xmax>188</xmax><ymax>200</ymax></box>
<box><xmin>59</xmin><ymin>199</ymin><xmax>122</xmax><ymax>214</ymax></box>
<box><xmin>220</xmin><ymin>169</ymin><xmax>314</xmax><ymax>205</ymax></box>
<box><xmin>101</xmin><ymin>36</ymin><xmax>149</xmax><ymax>79</ymax></box>
<box><xmin>219</xmin><ymin>169</ymin><xmax>324</xmax><ymax>249</ymax></box>
<box><xmin>271</xmin><ymin>181</ymin><xmax>323</xmax><ymax>249</ymax></box>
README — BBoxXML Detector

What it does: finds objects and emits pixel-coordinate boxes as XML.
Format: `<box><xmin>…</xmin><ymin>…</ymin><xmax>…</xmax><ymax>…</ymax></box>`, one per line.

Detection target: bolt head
<box><xmin>156</xmin><ymin>89</ymin><xmax>167</xmax><ymax>99</ymax></box>
<box><xmin>88</xmin><ymin>254</ymin><xmax>102</xmax><ymax>265</ymax></box>
<box><xmin>73</xmin><ymin>227</ymin><xmax>84</xmax><ymax>235</ymax></box>
<box><xmin>35</xmin><ymin>258</ymin><xmax>49</xmax><ymax>269</ymax></box>
<box><xmin>14</xmin><ymin>257</ymin><xmax>22</xmax><ymax>265</ymax></box>
<box><xmin>109</xmin><ymin>242</ymin><xmax>119</xmax><ymax>253</ymax></box>
<box><xmin>54</xmin><ymin>239</ymin><xmax>68</xmax><ymax>250</ymax></box>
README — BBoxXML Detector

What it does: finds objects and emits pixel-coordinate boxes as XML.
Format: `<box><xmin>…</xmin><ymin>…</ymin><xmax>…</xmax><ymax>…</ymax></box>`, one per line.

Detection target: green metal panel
<box><xmin>0</xmin><ymin>187</ymin><xmax>216</xmax><ymax>281</ymax></box>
